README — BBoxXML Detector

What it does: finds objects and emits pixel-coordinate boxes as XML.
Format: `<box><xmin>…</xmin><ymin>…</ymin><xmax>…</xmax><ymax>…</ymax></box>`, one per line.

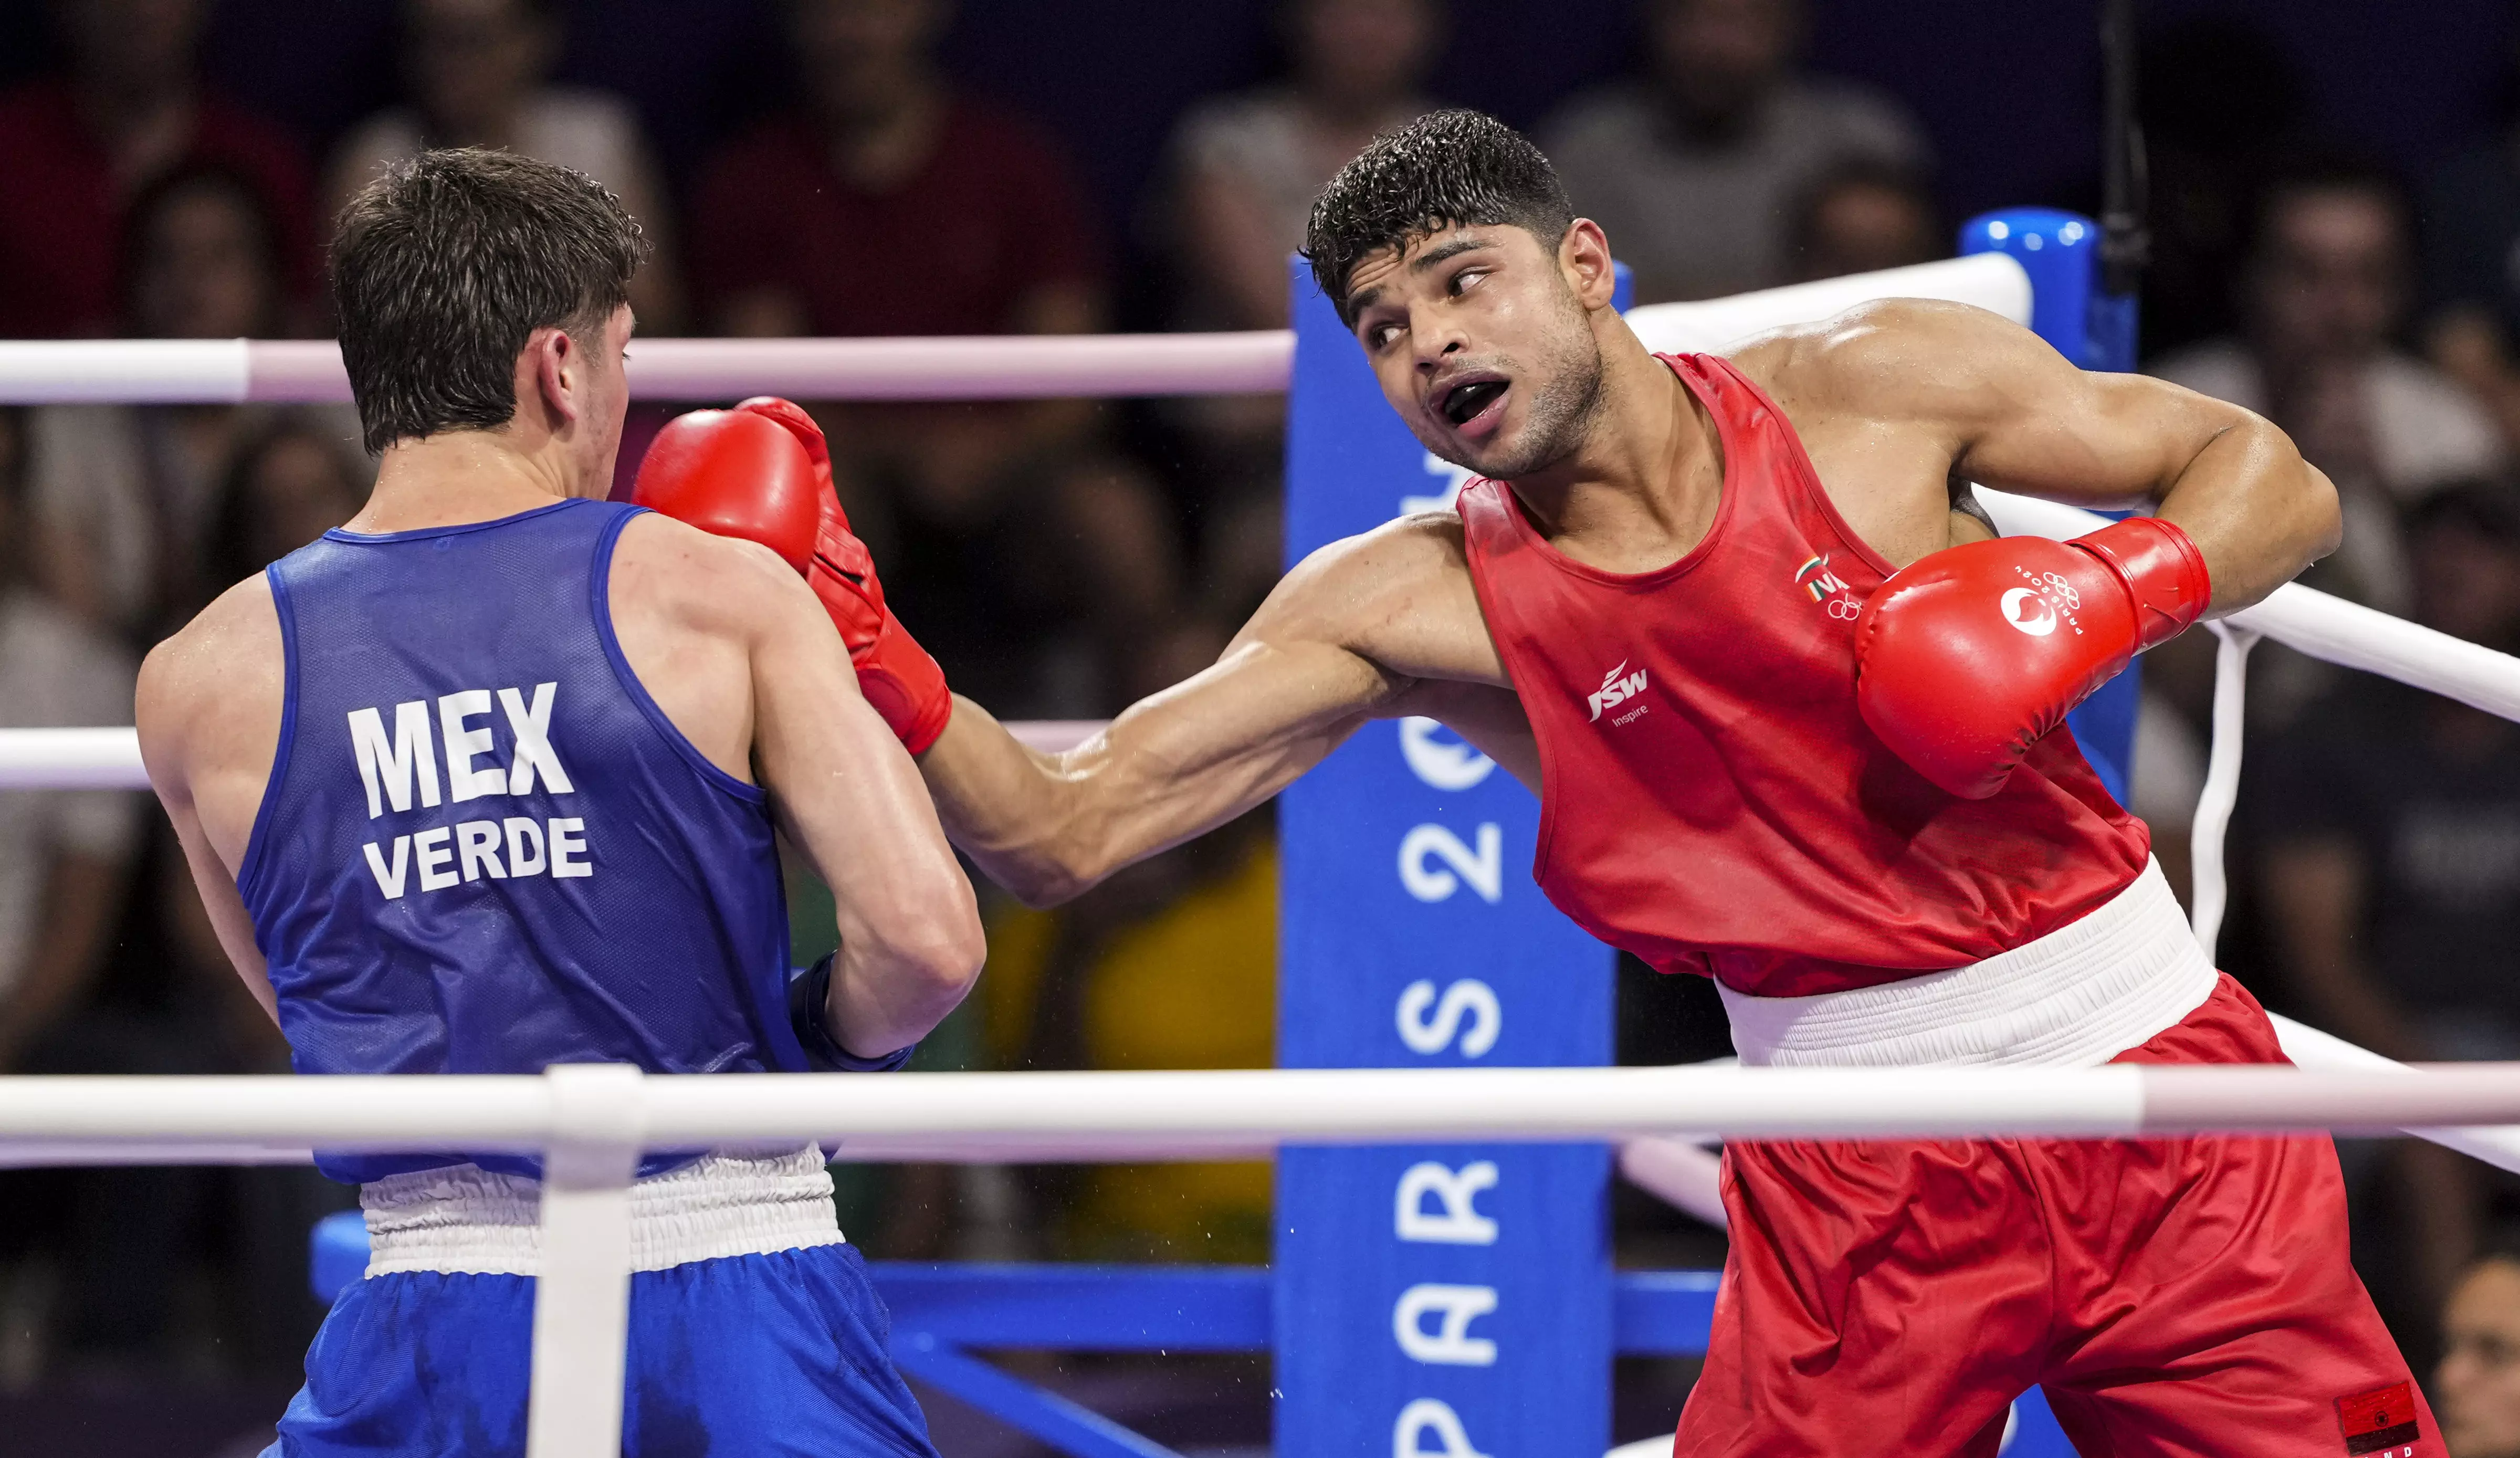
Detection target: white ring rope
<box><xmin>2187</xmin><ymin>622</ymin><xmax>2259</xmax><ymax>960</ymax></box>
<box><xmin>1985</xmin><ymin>490</ymin><xmax>2520</xmax><ymax>723</ymax></box>
<box><xmin>0</xmin><ymin>253</ymin><xmax>2031</xmax><ymax>405</ymax></box>
<box><xmin>7</xmin><ymin>1062</ymin><xmax>2520</xmax><ymax>1150</ymax></box>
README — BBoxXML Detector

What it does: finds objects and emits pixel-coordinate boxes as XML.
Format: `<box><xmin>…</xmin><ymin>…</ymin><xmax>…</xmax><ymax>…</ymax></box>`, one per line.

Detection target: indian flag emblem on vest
<box><xmin>1794</xmin><ymin>553</ymin><xmax>1850</xmax><ymax>603</ymax></box>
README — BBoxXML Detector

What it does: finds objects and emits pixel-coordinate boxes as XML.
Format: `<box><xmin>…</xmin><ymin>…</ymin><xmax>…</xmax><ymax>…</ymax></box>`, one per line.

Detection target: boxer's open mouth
<box><xmin>1439</xmin><ymin>378</ymin><xmax>1507</xmax><ymax>428</ymax></box>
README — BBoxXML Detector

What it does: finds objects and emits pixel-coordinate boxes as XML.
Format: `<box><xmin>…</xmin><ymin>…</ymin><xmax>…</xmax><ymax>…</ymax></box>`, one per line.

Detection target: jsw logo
<box><xmin>1587</xmin><ymin>661</ymin><xmax>1648</xmax><ymax>721</ymax></box>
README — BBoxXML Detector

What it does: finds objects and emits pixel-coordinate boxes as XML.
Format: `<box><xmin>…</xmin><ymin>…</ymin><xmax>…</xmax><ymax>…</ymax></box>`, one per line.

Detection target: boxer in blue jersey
<box><xmin>134</xmin><ymin>148</ymin><xmax>984</xmax><ymax>1457</ymax></box>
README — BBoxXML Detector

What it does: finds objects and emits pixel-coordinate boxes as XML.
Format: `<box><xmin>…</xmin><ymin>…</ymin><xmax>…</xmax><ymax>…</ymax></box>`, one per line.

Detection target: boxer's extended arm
<box><xmin>919</xmin><ymin>516</ymin><xmax>1525</xmax><ymax>907</ymax></box>
<box><xmin>1779</xmin><ymin>298</ymin><xmax>2341</xmax><ymax>612</ymax></box>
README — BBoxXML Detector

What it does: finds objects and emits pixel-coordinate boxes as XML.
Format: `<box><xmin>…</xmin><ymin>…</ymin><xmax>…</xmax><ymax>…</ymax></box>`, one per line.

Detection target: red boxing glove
<box><xmin>631</xmin><ymin>408</ymin><xmax>822</xmax><ymax>572</ymax></box>
<box><xmin>1852</xmin><ymin>516</ymin><xmax>2210</xmax><ymax>799</ymax></box>
<box><xmin>730</xmin><ymin>397</ymin><xmax>954</xmax><ymax>755</ymax></box>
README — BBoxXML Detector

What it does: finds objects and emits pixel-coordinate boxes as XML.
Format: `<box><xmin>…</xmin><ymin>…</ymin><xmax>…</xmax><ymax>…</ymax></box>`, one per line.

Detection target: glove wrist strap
<box><xmin>786</xmin><ymin>951</ymin><xmax>917</xmax><ymax>1073</ymax></box>
<box><xmin>2072</xmin><ymin>517</ymin><xmax>2211</xmax><ymax>652</ymax></box>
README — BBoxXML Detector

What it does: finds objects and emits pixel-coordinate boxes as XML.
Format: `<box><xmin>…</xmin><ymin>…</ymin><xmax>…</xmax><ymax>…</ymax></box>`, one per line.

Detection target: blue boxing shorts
<box><xmin>265</xmin><ymin>1148</ymin><xmax>938</xmax><ymax>1458</ymax></box>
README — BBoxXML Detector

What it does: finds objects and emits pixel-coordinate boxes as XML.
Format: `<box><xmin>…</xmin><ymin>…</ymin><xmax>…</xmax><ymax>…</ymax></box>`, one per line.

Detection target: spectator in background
<box><xmin>327</xmin><ymin>0</ymin><xmax>683</xmax><ymax>331</ymax></box>
<box><xmin>1782</xmin><ymin>157</ymin><xmax>1940</xmax><ymax>283</ymax></box>
<box><xmin>2129</xmin><ymin>16</ymin><xmax>2311</xmax><ymax>359</ymax></box>
<box><xmin>0</xmin><ymin>408</ymin><xmax>140</xmax><ymax>1076</ymax></box>
<box><xmin>2253</xmin><ymin>481</ymin><xmax>2520</xmax><ymax>1329</ymax></box>
<box><xmin>6</xmin><ymin>416</ymin><xmax>363</xmax><ymax>1386</ymax></box>
<box><xmin>25</xmin><ymin>165</ymin><xmax>364</xmax><ymax>645</ymax></box>
<box><xmin>694</xmin><ymin>0</ymin><xmax>1103</xmax><ymax>342</ymax></box>
<box><xmin>2152</xmin><ymin>160</ymin><xmax>2505</xmax><ymax>621</ymax></box>
<box><xmin>1154</xmin><ymin>0</ymin><xmax>1441</xmax><ymax>583</ymax></box>
<box><xmin>2442</xmin><ymin>1251</ymin><xmax>2520</xmax><ymax>1458</ymax></box>
<box><xmin>208</xmin><ymin>418</ymin><xmax>372</xmax><ymax>588</ymax></box>
<box><xmin>1166</xmin><ymin>0</ymin><xmax>1442</xmax><ymax>336</ymax></box>
<box><xmin>692</xmin><ymin>0</ymin><xmax>1178</xmax><ymax>717</ymax></box>
<box><xmin>0</xmin><ymin>0</ymin><xmax>317</xmax><ymax>339</ymax></box>
<box><xmin>2423</xmin><ymin>33</ymin><xmax>2520</xmax><ymax>463</ymax></box>
<box><xmin>1539</xmin><ymin>0</ymin><xmax>1927</xmax><ymax>303</ymax></box>
<box><xmin>0</xmin><ymin>403</ymin><xmax>147</xmax><ymax>1383</ymax></box>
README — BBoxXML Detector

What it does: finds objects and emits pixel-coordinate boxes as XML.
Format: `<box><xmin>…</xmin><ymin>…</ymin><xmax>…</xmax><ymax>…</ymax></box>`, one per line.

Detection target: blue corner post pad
<box><xmin>1958</xmin><ymin>208</ymin><xmax>2140</xmax><ymax>805</ymax></box>
<box><xmin>1958</xmin><ymin>208</ymin><xmax>2137</xmax><ymax>374</ymax></box>
<box><xmin>1276</xmin><ymin>248</ymin><xmax>1622</xmax><ymax>1458</ymax></box>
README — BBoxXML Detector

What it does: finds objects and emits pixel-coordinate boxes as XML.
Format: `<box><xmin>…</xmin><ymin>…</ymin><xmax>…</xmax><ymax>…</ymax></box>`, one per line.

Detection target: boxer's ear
<box><xmin>519</xmin><ymin>324</ymin><xmax>582</xmax><ymax>429</ymax></box>
<box><xmin>1558</xmin><ymin>218</ymin><xmax>1619</xmax><ymax>312</ymax></box>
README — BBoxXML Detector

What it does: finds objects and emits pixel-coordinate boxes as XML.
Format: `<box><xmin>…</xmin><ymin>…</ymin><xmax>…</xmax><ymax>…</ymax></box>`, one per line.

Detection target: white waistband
<box><xmin>1716</xmin><ymin>859</ymin><xmax>2218</xmax><ymax>1068</ymax></box>
<box><xmin>361</xmin><ymin>1145</ymin><xmax>843</xmax><ymax>1277</ymax></box>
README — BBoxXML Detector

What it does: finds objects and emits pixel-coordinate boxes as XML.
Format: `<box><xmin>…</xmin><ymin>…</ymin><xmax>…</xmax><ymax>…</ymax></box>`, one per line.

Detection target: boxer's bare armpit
<box><xmin>920</xmin><ymin>223</ymin><xmax>2337</xmax><ymax>906</ymax></box>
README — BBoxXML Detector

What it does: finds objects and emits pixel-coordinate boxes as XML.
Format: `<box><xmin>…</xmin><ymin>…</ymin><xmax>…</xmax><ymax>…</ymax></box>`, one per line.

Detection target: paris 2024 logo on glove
<box><xmin>2000</xmin><ymin>568</ymin><xmax>2084</xmax><ymax>638</ymax></box>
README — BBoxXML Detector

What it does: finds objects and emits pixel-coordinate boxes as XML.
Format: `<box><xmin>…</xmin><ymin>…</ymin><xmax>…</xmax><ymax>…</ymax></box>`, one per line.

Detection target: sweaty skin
<box><xmin>138</xmin><ymin>306</ymin><xmax>983</xmax><ymax>1057</ymax></box>
<box><xmin>917</xmin><ymin>219</ymin><xmax>2341</xmax><ymax>907</ymax></box>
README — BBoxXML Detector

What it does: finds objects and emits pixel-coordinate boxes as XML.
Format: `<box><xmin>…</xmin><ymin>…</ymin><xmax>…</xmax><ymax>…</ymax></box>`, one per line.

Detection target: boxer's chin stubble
<box><xmin>1451</xmin><ymin>337</ymin><xmax>1605</xmax><ymax>481</ymax></box>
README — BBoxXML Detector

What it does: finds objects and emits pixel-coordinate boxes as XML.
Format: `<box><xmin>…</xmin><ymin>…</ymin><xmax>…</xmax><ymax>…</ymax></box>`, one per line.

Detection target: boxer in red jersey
<box><xmin>640</xmin><ymin>110</ymin><xmax>2430</xmax><ymax>1456</ymax></box>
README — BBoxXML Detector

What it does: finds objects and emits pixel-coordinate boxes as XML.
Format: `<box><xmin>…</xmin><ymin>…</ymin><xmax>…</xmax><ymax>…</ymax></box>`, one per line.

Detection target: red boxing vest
<box><xmin>1456</xmin><ymin>353</ymin><xmax>2148</xmax><ymax>998</ymax></box>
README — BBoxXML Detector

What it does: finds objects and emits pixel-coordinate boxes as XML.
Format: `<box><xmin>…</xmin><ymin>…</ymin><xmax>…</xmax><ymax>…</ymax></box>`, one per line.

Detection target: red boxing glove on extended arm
<box><xmin>1852</xmin><ymin>516</ymin><xmax>2210</xmax><ymax>799</ymax></box>
<box><xmin>731</xmin><ymin>397</ymin><xmax>954</xmax><ymax>755</ymax></box>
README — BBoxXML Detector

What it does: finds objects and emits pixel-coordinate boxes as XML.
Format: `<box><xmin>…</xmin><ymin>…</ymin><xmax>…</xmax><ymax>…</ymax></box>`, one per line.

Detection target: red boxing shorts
<box><xmin>1675</xmin><ymin>974</ymin><xmax>2433</xmax><ymax>1458</ymax></box>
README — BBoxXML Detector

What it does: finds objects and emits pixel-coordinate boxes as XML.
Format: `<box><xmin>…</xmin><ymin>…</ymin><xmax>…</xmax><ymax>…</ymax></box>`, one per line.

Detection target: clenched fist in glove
<box><xmin>633</xmin><ymin>397</ymin><xmax>955</xmax><ymax>754</ymax></box>
<box><xmin>1852</xmin><ymin>516</ymin><xmax>2210</xmax><ymax>800</ymax></box>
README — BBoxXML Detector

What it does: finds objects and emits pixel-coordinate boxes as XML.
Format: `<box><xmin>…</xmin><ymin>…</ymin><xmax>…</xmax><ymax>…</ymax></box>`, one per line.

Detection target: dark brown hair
<box><xmin>329</xmin><ymin>148</ymin><xmax>648</xmax><ymax>453</ymax></box>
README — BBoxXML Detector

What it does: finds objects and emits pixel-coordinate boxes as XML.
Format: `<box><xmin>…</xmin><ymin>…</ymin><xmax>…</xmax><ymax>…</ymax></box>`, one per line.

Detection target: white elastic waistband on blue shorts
<box><xmin>360</xmin><ymin>1144</ymin><xmax>842</xmax><ymax>1277</ymax></box>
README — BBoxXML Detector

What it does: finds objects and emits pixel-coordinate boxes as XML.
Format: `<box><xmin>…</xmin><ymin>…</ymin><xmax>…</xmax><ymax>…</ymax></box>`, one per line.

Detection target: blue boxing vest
<box><xmin>239</xmin><ymin>499</ymin><xmax>800</xmax><ymax>1183</ymax></box>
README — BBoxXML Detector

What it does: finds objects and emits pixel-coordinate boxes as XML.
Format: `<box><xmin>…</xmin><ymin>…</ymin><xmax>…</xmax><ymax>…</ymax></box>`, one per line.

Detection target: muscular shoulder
<box><xmin>610</xmin><ymin>510</ymin><xmax>822</xmax><ymax>644</ymax></box>
<box><xmin>1246</xmin><ymin>511</ymin><xmax>1505</xmax><ymax>686</ymax></box>
<box><xmin>136</xmin><ymin>572</ymin><xmax>283</xmax><ymax>788</ymax></box>
<box><xmin>1729</xmin><ymin>297</ymin><xmax>2057</xmax><ymax>437</ymax></box>
<box><xmin>607</xmin><ymin>513</ymin><xmax>834</xmax><ymax>782</ymax></box>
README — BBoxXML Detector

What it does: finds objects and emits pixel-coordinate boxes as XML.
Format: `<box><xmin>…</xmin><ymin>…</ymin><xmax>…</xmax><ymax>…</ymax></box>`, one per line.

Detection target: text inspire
<box><xmin>349</xmin><ymin>684</ymin><xmax>587</xmax><ymax>899</ymax></box>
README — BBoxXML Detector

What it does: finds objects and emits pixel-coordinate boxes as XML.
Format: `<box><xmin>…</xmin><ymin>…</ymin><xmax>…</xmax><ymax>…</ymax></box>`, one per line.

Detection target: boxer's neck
<box><xmin>1504</xmin><ymin>332</ymin><xmax>1724</xmax><ymax>576</ymax></box>
<box><xmin>347</xmin><ymin>428</ymin><xmax>593</xmax><ymax>536</ymax></box>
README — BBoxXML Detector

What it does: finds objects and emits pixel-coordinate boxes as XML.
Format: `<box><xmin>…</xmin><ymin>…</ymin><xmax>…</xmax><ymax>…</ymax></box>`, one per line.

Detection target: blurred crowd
<box><xmin>4</xmin><ymin>0</ymin><xmax>2520</xmax><ymax>1430</ymax></box>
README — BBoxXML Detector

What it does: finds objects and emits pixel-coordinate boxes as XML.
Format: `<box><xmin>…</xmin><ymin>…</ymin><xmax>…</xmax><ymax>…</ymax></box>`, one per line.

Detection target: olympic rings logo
<box><xmin>2035</xmin><ymin>571</ymin><xmax>2082</xmax><ymax>610</ymax></box>
<box><xmin>1825</xmin><ymin>595</ymin><xmax>1862</xmax><ymax>620</ymax></box>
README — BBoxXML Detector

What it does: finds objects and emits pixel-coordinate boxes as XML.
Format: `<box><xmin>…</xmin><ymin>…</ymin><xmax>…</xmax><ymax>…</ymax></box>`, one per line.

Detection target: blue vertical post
<box><xmin>1276</xmin><ymin>258</ymin><xmax>1619</xmax><ymax>1457</ymax></box>
<box><xmin>1960</xmin><ymin>207</ymin><xmax>2142</xmax><ymax>803</ymax></box>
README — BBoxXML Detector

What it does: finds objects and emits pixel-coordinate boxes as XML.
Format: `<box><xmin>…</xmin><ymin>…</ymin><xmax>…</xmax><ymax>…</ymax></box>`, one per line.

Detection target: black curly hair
<box><xmin>1303</xmin><ymin>109</ymin><xmax>1573</xmax><ymax>326</ymax></box>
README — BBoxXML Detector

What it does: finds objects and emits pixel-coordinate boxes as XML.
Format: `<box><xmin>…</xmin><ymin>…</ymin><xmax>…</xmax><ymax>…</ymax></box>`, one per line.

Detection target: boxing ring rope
<box><xmin>1974</xmin><ymin>488</ymin><xmax>2520</xmax><ymax>1187</ymax></box>
<box><xmin>0</xmin><ymin>254</ymin><xmax>2025</xmax><ymax>407</ymax></box>
<box><xmin>0</xmin><ymin>333</ymin><xmax>1296</xmax><ymax>405</ymax></box>
<box><xmin>0</xmin><ymin>249</ymin><xmax>2511</xmax><ymax>1452</ymax></box>
<box><xmin>14</xmin><ymin>1062</ymin><xmax>2520</xmax><ymax>1153</ymax></box>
